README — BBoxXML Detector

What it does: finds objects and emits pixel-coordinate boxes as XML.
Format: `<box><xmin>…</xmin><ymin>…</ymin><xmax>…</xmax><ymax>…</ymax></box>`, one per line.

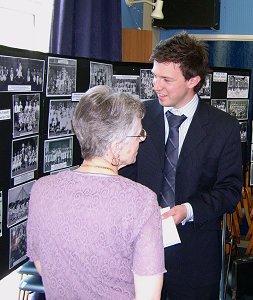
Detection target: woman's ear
<box><xmin>110</xmin><ymin>140</ymin><xmax>122</xmax><ymax>157</ymax></box>
<box><xmin>108</xmin><ymin>141</ymin><xmax>122</xmax><ymax>167</ymax></box>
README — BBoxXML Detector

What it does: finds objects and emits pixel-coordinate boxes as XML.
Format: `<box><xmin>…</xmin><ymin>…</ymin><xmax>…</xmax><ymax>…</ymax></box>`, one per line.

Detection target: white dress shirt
<box><xmin>163</xmin><ymin>94</ymin><xmax>199</xmax><ymax>224</ymax></box>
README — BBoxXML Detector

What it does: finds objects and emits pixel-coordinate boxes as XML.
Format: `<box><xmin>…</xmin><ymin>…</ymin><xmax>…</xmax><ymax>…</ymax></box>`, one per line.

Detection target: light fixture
<box><xmin>125</xmin><ymin>0</ymin><xmax>164</xmax><ymax>20</ymax></box>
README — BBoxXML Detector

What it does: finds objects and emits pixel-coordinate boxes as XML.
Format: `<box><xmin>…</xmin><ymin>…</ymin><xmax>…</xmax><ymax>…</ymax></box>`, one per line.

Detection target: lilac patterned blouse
<box><xmin>27</xmin><ymin>170</ymin><xmax>166</xmax><ymax>300</ymax></box>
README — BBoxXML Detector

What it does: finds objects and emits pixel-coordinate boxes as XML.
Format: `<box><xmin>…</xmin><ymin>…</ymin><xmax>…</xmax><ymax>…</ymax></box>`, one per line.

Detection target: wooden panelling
<box><xmin>122</xmin><ymin>29</ymin><xmax>152</xmax><ymax>63</ymax></box>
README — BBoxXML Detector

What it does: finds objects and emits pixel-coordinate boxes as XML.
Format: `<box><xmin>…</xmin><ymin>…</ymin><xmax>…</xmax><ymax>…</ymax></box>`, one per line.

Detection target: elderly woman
<box><xmin>27</xmin><ymin>85</ymin><xmax>166</xmax><ymax>300</ymax></box>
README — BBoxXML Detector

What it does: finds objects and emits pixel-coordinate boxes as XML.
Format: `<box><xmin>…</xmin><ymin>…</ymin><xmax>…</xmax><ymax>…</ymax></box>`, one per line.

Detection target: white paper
<box><xmin>161</xmin><ymin>207</ymin><xmax>181</xmax><ymax>248</ymax></box>
<box><xmin>0</xmin><ymin>109</ymin><xmax>11</xmax><ymax>120</ymax></box>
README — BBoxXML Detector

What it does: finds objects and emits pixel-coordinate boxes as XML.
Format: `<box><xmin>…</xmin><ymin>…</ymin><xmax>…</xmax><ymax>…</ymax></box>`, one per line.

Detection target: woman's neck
<box><xmin>77</xmin><ymin>157</ymin><xmax>118</xmax><ymax>176</ymax></box>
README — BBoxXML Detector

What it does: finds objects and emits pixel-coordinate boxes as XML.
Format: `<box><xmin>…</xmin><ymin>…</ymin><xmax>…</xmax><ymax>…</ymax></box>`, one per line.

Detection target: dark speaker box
<box><xmin>227</xmin><ymin>255</ymin><xmax>253</xmax><ymax>298</ymax></box>
<box><xmin>153</xmin><ymin>0</ymin><xmax>220</xmax><ymax>30</ymax></box>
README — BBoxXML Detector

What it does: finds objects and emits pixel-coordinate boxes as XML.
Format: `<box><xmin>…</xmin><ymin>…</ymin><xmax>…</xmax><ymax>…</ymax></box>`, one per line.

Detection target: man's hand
<box><xmin>161</xmin><ymin>205</ymin><xmax>187</xmax><ymax>225</ymax></box>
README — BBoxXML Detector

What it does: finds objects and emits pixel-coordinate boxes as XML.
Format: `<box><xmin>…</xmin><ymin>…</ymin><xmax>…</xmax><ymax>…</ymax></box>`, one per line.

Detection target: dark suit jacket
<box><xmin>120</xmin><ymin>99</ymin><xmax>243</xmax><ymax>287</ymax></box>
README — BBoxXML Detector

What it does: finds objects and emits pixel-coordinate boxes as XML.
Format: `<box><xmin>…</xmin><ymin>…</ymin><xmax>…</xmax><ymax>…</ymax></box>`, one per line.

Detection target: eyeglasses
<box><xmin>127</xmin><ymin>128</ymin><xmax>147</xmax><ymax>142</ymax></box>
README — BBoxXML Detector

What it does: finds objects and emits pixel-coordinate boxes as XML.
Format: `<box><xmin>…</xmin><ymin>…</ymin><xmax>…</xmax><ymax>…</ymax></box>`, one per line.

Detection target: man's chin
<box><xmin>158</xmin><ymin>97</ymin><xmax>171</xmax><ymax>107</ymax></box>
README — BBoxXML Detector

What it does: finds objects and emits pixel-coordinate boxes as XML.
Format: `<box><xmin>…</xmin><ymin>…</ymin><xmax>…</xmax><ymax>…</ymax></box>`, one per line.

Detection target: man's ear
<box><xmin>188</xmin><ymin>75</ymin><xmax>201</xmax><ymax>89</ymax></box>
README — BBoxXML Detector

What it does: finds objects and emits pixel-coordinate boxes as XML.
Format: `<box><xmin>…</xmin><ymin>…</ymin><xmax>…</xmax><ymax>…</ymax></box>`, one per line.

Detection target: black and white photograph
<box><xmin>9</xmin><ymin>220</ymin><xmax>27</xmax><ymax>269</ymax></box>
<box><xmin>211</xmin><ymin>99</ymin><xmax>227</xmax><ymax>112</ymax></box>
<box><xmin>11</xmin><ymin>135</ymin><xmax>39</xmax><ymax>178</ymax></box>
<box><xmin>0</xmin><ymin>55</ymin><xmax>44</xmax><ymax>92</ymax></box>
<box><xmin>50</xmin><ymin>164</ymin><xmax>79</xmax><ymax>175</ymax></box>
<box><xmin>46</xmin><ymin>56</ymin><xmax>77</xmax><ymax>97</ymax></box>
<box><xmin>89</xmin><ymin>61</ymin><xmax>113</xmax><ymax>88</ymax></box>
<box><xmin>198</xmin><ymin>74</ymin><xmax>212</xmax><ymax>99</ymax></box>
<box><xmin>250</xmin><ymin>163</ymin><xmax>253</xmax><ymax>186</ymax></box>
<box><xmin>48</xmin><ymin>99</ymin><xmax>77</xmax><ymax>138</ymax></box>
<box><xmin>13</xmin><ymin>93</ymin><xmax>40</xmax><ymax>138</ymax></box>
<box><xmin>139</xmin><ymin>69</ymin><xmax>156</xmax><ymax>100</ymax></box>
<box><xmin>44</xmin><ymin>137</ymin><xmax>73</xmax><ymax>173</ymax></box>
<box><xmin>227</xmin><ymin>99</ymin><xmax>249</xmax><ymax>120</ymax></box>
<box><xmin>227</xmin><ymin>75</ymin><xmax>249</xmax><ymax>98</ymax></box>
<box><xmin>251</xmin><ymin>144</ymin><xmax>253</xmax><ymax>163</ymax></box>
<box><xmin>251</xmin><ymin>121</ymin><xmax>253</xmax><ymax>144</ymax></box>
<box><xmin>0</xmin><ymin>190</ymin><xmax>2</xmax><ymax>237</ymax></box>
<box><xmin>7</xmin><ymin>180</ymin><xmax>35</xmax><ymax>228</ymax></box>
<box><xmin>239</xmin><ymin>121</ymin><xmax>247</xmax><ymax>143</ymax></box>
<box><xmin>112</xmin><ymin>75</ymin><xmax>139</xmax><ymax>95</ymax></box>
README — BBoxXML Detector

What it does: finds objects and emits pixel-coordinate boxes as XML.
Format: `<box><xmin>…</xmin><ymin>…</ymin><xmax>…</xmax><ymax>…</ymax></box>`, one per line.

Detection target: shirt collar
<box><xmin>164</xmin><ymin>94</ymin><xmax>199</xmax><ymax>118</ymax></box>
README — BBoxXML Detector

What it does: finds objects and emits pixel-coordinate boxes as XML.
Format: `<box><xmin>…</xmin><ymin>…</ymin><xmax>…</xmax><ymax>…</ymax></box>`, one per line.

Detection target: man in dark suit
<box><xmin>120</xmin><ymin>32</ymin><xmax>243</xmax><ymax>300</ymax></box>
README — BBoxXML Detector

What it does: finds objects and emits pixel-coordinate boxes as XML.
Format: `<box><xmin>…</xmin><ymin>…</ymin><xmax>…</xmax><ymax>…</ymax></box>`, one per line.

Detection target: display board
<box><xmin>0</xmin><ymin>45</ymin><xmax>251</xmax><ymax>280</ymax></box>
<box><xmin>197</xmin><ymin>67</ymin><xmax>251</xmax><ymax>184</ymax></box>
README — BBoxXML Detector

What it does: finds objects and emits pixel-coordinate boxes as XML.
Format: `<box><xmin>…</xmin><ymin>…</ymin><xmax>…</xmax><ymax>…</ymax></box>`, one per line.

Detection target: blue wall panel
<box><xmin>122</xmin><ymin>1</ymin><xmax>143</xmax><ymax>29</ymax></box>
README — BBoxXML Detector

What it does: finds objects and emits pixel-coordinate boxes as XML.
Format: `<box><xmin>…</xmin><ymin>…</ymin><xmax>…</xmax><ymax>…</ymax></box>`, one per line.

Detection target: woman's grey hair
<box><xmin>72</xmin><ymin>85</ymin><xmax>145</xmax><ymax>160</ymax></box>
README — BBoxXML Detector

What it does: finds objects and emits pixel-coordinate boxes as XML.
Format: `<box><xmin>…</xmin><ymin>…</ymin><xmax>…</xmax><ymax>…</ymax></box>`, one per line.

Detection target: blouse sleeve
<box><xmin>132</xmin><ymin>198</ymin><xmax>166</xmax><ymax>276</ymax></box>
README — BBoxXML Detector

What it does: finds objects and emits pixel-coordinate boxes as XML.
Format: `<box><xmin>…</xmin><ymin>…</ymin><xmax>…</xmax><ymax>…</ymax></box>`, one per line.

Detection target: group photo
<box><xmin>12</xmin><ymin>93</ymin><xmax>40</xmax><ymax>138</ymax></box>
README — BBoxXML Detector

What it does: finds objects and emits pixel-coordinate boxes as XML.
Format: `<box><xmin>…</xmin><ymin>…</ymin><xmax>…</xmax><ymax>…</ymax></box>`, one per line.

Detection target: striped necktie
<box><xmin>159</xmin><ymin>111</ymin><xmax>187</xmax><ymax>208</ymax></box>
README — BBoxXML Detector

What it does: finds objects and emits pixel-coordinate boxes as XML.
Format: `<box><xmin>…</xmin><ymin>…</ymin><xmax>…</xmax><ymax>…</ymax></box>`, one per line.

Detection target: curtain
<box><xmin>50</xmin><ymin>0</ymin><xmax>122</xmax><ymax>61</ymax></box>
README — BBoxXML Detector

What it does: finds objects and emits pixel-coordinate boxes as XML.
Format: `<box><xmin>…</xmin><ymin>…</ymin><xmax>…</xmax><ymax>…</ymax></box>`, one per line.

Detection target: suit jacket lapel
<box><xmin>144</xmin><ymin>101</ymin><xmax>165</xmax><ymax>167</ymax></box>
<box><xmin>177</xmin><ymin>102</ymin><xmax>209</xmax><ymax>167</ymax></box>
